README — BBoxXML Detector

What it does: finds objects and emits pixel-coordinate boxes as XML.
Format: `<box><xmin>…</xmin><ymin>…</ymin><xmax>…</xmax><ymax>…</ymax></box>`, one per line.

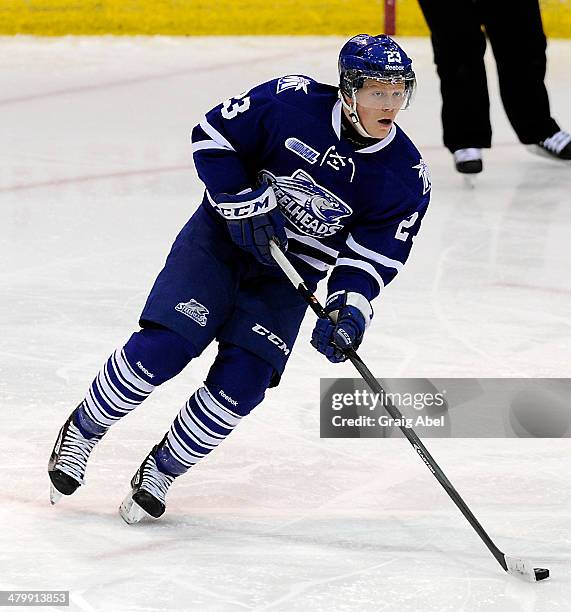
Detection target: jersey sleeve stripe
<box><xmin>346</xmin><ymin>233</ymin><xmax>404</xmax><ymax>271</ymax></box>
<box><xmin>287</xmin><ymin>241</ymin><xmax>336</xmax><ymax>267</ymax></box>
<box><xmin>190</xmin><ymin>124</ymin><xmax>210</xmax><ymax>144</ymax></box>
<box><xmin>285</xmin><ymin>227</ymin><xmax>339</xmax><ymax>258</ymax></box>
<box><xmin>335</xmin><ymin>257</ymin><xmax>385</xmax><ymax>291</ymax></box>
<box><xmin>199</xmin><ymin>117</ymin><xmax>236</xmax><ymax>152</ymax></box>
<box><xmin>290</xmin><ymin>252</ymin><xmax>330</xmax><ymax>272</ymax></box>
<box><xmin>191</xmin><ymin>139</ymin><xmax>234</xmax><ymax>153</ymax></box>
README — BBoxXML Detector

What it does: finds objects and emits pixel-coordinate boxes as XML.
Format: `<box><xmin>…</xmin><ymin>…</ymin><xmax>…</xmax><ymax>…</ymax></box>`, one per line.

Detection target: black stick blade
<box><xmin>534</xmin><ymin>568</ymin><xmax>550</xmax><ymax>581</ymax></box>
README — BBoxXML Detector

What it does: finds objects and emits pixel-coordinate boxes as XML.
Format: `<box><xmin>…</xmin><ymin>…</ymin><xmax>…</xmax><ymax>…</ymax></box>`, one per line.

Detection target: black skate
<box><xmin>453</xmin><ymin>148</ymin><xmax>483</xmax><ymax>174</ymax></box>
<box><xmin>119</xmin><ymin>446</ymin><xmax>176</xmax><ymax>524</ymax></box>
<box><xmin>48</xmin><ymin>411</ymin><xmax>103</xmax><ymax>505</ymax></box>
<box><xmin>530</xmin><ymin>130</ymin><xmax>571</xmax><ymax>161</ymax></box>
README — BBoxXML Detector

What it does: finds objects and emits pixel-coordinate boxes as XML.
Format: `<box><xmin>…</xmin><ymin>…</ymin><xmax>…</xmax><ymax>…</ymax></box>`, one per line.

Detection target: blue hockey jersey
<box><xmin>191</xmin><ymin>75</ymin><xmax>431</xmax><ymax>304</ymax></box>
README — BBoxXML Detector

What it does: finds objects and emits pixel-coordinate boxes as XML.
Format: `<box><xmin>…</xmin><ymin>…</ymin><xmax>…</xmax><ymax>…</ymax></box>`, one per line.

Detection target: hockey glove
<box><xmin>213</xmin><ymin>184</ymin><xmax>287</xmax><ymax>266</ymax></box>
<box><xmin>310</xmin><ymin>291</ymin><xmax>373</xmax><ymax>363</ymax></box>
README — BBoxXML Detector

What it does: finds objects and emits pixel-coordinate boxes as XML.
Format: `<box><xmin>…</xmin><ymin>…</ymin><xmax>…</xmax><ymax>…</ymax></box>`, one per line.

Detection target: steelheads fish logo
<box><xmin>175</xmin><ymin>299</ymin><xmax>209</xmax><ymax>327</ymax></box>
<box><xmin>259</xmin><ymin>169</ymin><xmax>352</xmax><ymax>238</ymax></box>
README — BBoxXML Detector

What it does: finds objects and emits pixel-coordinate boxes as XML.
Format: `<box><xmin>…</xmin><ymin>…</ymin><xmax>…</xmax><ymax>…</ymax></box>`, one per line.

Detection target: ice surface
<box><xmin>1</xmin><ymin>36</ymin><xmax>570</xmax><ymax>611</ymax></box>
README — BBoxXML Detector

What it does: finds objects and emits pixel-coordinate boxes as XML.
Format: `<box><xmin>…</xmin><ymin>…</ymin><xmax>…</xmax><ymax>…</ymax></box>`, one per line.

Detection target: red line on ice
<box><xmin>0</xmin><ymin>51</ymin><xmax>302</xmax><ymax>106</ymax></box>
<box><xmin>0</xmin><ymin>164</ymin><xmax>189</xmax><ymax>192</ymax></box>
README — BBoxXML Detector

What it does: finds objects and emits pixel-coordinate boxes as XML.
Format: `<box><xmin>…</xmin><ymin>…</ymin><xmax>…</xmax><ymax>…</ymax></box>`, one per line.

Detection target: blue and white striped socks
<box><xmin>72</xmin><ymin>354</ymin><xmax>245</xmax><ymax>478</ymax></box>
<box><xmin>70</xmin><ymin>335</ymin><xmax>268</xmax><ymax>479</ymax></box>
<box><xmin>75</xmin><ymin>348</ymin><xmax>156</xmax><ymax>438</ymax></box>
<box><xmin>155</xmin><ymin>386</ymin><xmax>242</xmax><ymax>476</ymax></box>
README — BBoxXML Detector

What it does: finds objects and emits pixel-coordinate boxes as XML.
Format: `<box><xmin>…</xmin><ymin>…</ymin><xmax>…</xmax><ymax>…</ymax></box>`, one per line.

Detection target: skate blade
<box><xmin>526</xmin><ymin>144</ymin><xmax>570</xmax><ymax>162</ymax></box>
<box><xmin>50</xmin><ymin>484</ymin><xmax>63</xmax><ymax>505</ymax></box>
<box><xmin>462</xmin><ymin>174</ymin><xmax>477</xmax><ymax>189</ymax></box>
<box><xmin>119</xmin><ymin>494</ymin><xmax>153</xmax><ymax>524</ymax></box>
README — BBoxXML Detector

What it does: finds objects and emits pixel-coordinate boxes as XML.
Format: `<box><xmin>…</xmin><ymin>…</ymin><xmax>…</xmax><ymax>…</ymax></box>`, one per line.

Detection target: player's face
<box><xmin>353</xmin><ymin>80</ymin><xmax>406</xmax><ymax>138</ymax></box>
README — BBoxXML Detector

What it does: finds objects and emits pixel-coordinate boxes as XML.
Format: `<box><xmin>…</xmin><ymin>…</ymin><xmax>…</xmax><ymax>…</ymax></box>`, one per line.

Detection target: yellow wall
<box><xmin>396</xmin><ymin>0</ymin><xmax>571</xmax><ymax>38</ymax></box>
<box><xmin>0</xmin><ymin>0</ymin><xmax>569</xmax><ymax>37</ymax></box>
<box><xmin>0</xmin><ymin>1</ymin><xmax>383</xmax><ymax>35</ymax></box>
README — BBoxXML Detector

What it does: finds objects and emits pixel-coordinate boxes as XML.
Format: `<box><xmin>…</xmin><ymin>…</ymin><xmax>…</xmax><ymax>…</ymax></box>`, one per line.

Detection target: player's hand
<box><xmin>213</xmin><ymin>184</ymin><xmax>287</xmax><ymax>266</ymax></box>
<box><xmin>310</xmin><ymin>292</ymin><xmax>372</xmax><ymax>363</ymax></box>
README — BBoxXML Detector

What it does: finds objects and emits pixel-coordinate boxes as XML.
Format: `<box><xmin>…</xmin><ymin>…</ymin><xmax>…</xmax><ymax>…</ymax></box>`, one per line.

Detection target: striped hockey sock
<box><xmin>156</xmin><ymin>386</ymin><xmax>242</xmax><ymax>475</ymax></box>
<box><xmin>77</xmin><ymin>348</ymin><xmax>156</xmax><ymax>437</ymax></box>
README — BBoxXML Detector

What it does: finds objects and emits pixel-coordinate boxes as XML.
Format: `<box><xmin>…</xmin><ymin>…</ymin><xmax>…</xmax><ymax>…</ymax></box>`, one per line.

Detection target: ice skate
<box><xmin>529</xmin><ymin>130</ymin><xmax>571</xmax><ymax>161</ymax></box>
<box><xmin>453</xmin><ymin>149</ymin><xmax>482</xmax><ymax>189</ymax></box>
<box><xmin>119</xmin><ymin>446</ymin><xmax>176</xmax><ymax>524</ymax></box>
<box><xmin>48</xmin><ymin>411</ymin><xmax>103</xmax><ymax>504</ymax></box>
<box><xmin>454</xmin><ymin>148</ymin><xmax>483</xmax><ymax>174</ymax></box>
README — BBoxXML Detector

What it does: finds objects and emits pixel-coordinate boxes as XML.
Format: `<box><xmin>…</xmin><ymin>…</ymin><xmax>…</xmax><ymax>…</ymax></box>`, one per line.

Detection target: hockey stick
<box><xmin>269</xmin><ymin>239</ymin><xmax>549</xmax><ymax>582</ymax></box>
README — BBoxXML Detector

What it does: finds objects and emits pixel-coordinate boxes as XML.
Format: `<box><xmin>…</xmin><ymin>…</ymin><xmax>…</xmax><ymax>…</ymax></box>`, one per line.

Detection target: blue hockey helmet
<box><xmin>337</xmin><ymin>34</ymin><xmax>416</xmax><ymax>138</ymax></box>
<box><xmin>339</xmin><ymin>34</ymin><xmax>416</xmax><ymax>110</ymax></box>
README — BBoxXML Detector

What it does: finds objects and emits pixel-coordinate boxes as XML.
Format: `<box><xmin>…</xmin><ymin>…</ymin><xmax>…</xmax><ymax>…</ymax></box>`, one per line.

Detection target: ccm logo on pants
<box><xmin>251</xmin><ymin>324</ymin><xmax>290</xmax><ymax>356</ymax></box>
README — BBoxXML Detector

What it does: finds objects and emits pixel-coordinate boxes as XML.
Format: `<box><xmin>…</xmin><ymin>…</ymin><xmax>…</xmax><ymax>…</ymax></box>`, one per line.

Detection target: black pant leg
<box><xmin>417</xmin><ymin>0</ymin><xmax>492</xmax><ymax>152</ymax></box>
<box><xmin>481</xmin><ymin>0</ymin><xmax>559</xmax><ymax>143</ymax></box>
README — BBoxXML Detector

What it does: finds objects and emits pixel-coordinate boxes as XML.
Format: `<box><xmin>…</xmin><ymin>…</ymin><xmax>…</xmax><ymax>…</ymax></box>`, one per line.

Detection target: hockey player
<box><xmin>48</xmin><ymin>34</ymin><xmax>431</xmax><ymax>523</ymax></box>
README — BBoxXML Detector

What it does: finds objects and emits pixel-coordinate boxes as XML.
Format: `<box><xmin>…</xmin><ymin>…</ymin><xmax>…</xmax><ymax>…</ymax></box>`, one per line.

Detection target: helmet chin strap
<box><xmin>339</xmin><ymin>90</ymin><xmax>375</xmax><ymax>139</ymax></box>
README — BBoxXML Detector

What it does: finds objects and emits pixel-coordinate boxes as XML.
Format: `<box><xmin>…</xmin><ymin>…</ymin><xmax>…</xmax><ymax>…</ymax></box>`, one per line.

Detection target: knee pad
<box><xmin>205</xmin><ymin>343</ymin><xmax>274</xmax><ymax>417</ymax></box>
<box><xmin>123</xmin><ymin>326</ymin><xmax>196</xmax><ymax>386</ymax></box>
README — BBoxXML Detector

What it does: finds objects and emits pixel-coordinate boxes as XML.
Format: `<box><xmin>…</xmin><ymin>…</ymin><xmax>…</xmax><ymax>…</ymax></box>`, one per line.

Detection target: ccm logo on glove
<box><xmin>213</xmin><ymin>187</ymin><xmax>276</xmax><ymax>219</ymax></box>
